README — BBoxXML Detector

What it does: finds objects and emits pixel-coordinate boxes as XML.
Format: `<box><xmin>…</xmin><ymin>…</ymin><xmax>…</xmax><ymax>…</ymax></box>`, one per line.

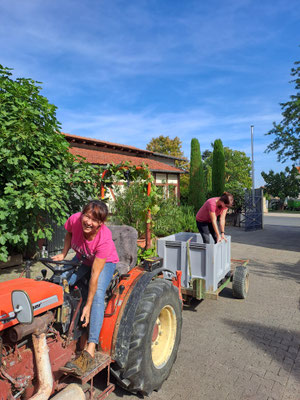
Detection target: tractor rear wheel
<box><xmin>121</xmin><ymin>279</ymin><xmax>182</xmax><ymax>395</ymax></box>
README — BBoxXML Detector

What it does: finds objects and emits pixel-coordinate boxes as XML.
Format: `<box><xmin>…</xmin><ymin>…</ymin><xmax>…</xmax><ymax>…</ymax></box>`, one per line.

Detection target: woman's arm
<box><xmin>209</xmin><ymin>211</ymin><xmax>221</xmax><ymax>242</ymax></box>
<box><xmin>52</xmin><ymin>231</ymin><xmax>72</xmax><ymax>261</ymax></box>
<box><xmin>219</xmin><ymin>209</ymin><xmax>228</xmax><ymax>241</ymax></box>
<box><xmin>81</xmin><ymin>257</ymin><xmax>106</xmax><ymax>328</ymax></box>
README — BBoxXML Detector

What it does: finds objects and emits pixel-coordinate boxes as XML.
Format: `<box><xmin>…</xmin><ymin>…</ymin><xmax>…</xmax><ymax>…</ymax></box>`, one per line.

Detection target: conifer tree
<box><xmin>212</xmin><ymin>139</ymin><xmax>225</xmax><ymax>196</ymax></box>
<box><xmin>189</xmin><ymin>138</ymin><xmax>205</xmax><ymax>211</ymax></box>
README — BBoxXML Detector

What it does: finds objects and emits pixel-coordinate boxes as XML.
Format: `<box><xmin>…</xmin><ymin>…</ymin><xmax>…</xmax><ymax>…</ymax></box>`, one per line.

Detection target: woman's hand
<box><xmin>216</xmin><ymin>234</ymin><xmax>221</xmax><ymax>243</ymax></box>
<box><xmin>81</xmin><ymin>258</ymin><xmax>106</xmax><ymax>329</ymax></box>
<box><xmin>51</xmin><ymin>232</ymin><xmax>72</xmax><ymax>261</ymax></box>
<box><xmin>221</xmin><ymin>233</ymin><xmax>227</xmax><ymax>242</ymax></box>
<box><xmin>51</xmin><ymin>253</ymin><xmax>65</xmax><ymax>261</ymax></box>
<box><xmin>81</xmin><ymin>305</ymin><xmax>91</xmax><ymax>328</ymax></box>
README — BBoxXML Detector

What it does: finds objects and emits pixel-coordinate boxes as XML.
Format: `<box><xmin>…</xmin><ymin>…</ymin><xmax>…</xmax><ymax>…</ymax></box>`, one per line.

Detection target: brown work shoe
<box><xmin>64</xmin><ymin>350</ymin><xmax>94</xmax><ymax>376</ymax></box>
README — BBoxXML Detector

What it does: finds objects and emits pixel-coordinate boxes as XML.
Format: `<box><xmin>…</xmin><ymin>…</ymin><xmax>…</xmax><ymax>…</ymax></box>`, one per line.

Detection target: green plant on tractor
<box><xmin>137</xmin><ymin>245</ymin><xmax>158</xmax><ymax>265</ymax></box>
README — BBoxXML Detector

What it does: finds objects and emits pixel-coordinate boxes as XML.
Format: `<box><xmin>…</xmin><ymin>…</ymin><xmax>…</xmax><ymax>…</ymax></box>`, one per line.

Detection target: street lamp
<box><xmin>251</xmin><ymin>125</ymin><xmax>255</xmax><ymax>206</ymax></box>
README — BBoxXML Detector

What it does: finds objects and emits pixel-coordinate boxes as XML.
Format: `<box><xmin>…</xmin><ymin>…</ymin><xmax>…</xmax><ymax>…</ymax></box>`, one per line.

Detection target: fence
<box><xmin>242</xmin><ymin>188</ymin><xmax>263</xmax><ymax>231</ymax></box>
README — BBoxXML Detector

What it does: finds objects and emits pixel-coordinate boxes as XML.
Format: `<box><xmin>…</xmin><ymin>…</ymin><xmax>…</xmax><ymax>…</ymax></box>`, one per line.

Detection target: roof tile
<box><xmin>69</xmin><ymin>147</ymin><xmax>183</xmax><ymax>173</ymax></box>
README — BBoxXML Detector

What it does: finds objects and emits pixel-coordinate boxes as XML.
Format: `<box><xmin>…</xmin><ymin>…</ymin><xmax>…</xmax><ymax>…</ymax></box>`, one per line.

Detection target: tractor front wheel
<box><xmin>121</xmin><ymin>279</ymin><xmax>182</xmax><ymax>395</ymax></box>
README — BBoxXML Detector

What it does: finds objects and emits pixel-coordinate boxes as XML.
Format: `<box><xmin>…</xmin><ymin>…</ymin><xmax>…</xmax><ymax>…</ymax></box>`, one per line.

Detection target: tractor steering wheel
<box><xmin>39</xmin><ymin>258</ymin><xmax>82</xmax><ymax>276</ymax></box>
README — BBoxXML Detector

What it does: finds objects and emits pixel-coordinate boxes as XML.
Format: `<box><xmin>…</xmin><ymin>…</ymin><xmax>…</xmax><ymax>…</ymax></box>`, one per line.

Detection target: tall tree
<box><xmin>204</xmin><ymin>145</ymin><xmax>252</xmax><ymax>211</ymax></box>
<box><xmin>204</xmin><ymin>164</ymin><xmax>212</xmax><ymax>197</ymax></box>
<box><xmin>189</xmin><ymin>138</ymin><xmax>205</xmax><ymax>211</ymax></box>
<box><xmin>266</xmin><ymin>60</ymin><xmax>300</xmax><ymax>162</ymax></box>
<box><xmin>0</xmin><ymin>65</ymin><xmax>102</xmax><ymax>261</ymax></box>
<box><xmin>147</xmin><ymin>135</ymin><xmax>184</xmax><ymax>158</ymax></box>
<box><xmin>146</xmin><ymin>134</ymin><xmax>188</xmax><ymax>203</ymax></box>
<box><xmin>147</xmin><ymin>135</ymin><xmax>187</xmax><ymax>169</ymax></box>
<box><xmin>261</xmin><ymin>167</ymin><xmax>299</xmax><ymax>200</ymax></box>
<box><xmin>212</xmin><ymin>139</ymin><xmax>225</xmax><ymax>196</ymax></box>
<box><xmin>204</xmin><ymin>146</ymin><xmax>252</xmax><ymax>190</ymax></box>
<box><xmin>179</xmin><ymin>173</ymin><xmax>190</xmax><ymax>205</ymax></box>
<box><xmin>202</xmin><ymin>149</ymin><xmax>212</xmax><ymax>162</ymax></box>
<box><xmin>224</xmin><ymin>148</ymin><xmax>252</xmax><ymax>189</ymax></box>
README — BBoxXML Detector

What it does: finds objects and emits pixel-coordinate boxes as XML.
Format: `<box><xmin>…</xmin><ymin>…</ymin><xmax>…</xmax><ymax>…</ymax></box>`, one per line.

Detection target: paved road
<box><xmin>107</xmin><ymin>218</ymin><xmax>300</xmax><ymax>400</ymax></box>
<box><xmin>264</xmin><ymin>213</ymin><xmax>300</xmax><ymax>227</ymax></box>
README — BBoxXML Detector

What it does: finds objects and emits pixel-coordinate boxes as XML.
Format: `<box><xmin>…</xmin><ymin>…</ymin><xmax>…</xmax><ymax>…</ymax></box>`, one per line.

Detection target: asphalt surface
<box><xmin>107</xmin><ymin>214</ymin><xmax>300</xmax><ymax>400</ymax></box>
<box><xmin>264</xmin><ymin>213</ymin><xmax>300</xmax><ymax>227</ymax></box>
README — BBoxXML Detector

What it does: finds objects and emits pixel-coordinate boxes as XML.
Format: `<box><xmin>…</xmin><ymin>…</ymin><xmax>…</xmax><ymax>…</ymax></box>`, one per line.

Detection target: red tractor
<box><xmin>0</xmin><ymin>226</ymin><xmax>183</xmax><ymax>399</ymax></box>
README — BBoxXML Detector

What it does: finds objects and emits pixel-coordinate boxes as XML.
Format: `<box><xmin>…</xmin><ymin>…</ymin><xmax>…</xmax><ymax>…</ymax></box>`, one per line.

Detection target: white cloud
<box><xmin>59</xmin><ymin>106</ymin><xmax>280</xmax><ymax>153</ymax></box>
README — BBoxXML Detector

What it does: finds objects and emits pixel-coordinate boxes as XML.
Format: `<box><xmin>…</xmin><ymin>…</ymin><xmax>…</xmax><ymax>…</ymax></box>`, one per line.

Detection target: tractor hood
<box><xmin>0</xmin><ymin>278</ymin><xmax>63</xmax><ymax>332</ymax></box>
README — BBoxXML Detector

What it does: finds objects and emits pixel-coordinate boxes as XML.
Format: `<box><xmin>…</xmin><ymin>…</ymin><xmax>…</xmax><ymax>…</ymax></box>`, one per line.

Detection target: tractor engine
<box><xmin>0</xmin><ymin>278</ymin><xmax>81</xmax><ymax>399</ymax></box>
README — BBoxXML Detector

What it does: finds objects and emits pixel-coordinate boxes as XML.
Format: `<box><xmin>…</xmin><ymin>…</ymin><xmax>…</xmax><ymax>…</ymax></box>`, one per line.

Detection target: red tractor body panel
<box><xmin>0</xmin><ymin>278</ymin><xmax>63</xmax><ymax>332</ymax></box>
<box><xmin>100</xmin><ymin>266</ymin><xmax>145</xmax><ymax>354</ymax></box>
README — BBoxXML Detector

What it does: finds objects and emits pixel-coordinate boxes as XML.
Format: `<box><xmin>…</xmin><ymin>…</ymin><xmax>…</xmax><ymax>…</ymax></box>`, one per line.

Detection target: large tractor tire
<box><xmin>121</xmin><ymin>279</ymin><xmax>182</xmax><ymax>395</ymax></box>
<box><xmin>232</xmin><ymin>265</ymin><xmax>249</xmax><ymax>299</ymax></box>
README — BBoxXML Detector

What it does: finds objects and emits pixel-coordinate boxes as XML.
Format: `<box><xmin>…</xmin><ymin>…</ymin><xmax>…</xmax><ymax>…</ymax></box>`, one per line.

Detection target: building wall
<box><xmin>103</xmin><ymin>173</ymin><xmax>180</xmax><ymax>202</ymax></box>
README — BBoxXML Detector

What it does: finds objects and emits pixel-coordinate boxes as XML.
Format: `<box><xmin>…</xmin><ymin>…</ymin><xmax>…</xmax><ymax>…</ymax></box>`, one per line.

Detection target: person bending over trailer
<box><xmin>196</xmin><ymin>192</ymin><xmax>234</xmax><ymax>244</ymax></box>
<box><xmin>52</xmin><ymin>200</ymin><xmax>119</xmax><ymax>375</ymax></box>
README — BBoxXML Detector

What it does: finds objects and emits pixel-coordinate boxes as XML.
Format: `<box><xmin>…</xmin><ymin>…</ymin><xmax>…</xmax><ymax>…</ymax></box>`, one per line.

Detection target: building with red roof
<box><xmin>63</xmin><ymin>133</ymin><xmax>186</xmax><ymax>200</ymax></box>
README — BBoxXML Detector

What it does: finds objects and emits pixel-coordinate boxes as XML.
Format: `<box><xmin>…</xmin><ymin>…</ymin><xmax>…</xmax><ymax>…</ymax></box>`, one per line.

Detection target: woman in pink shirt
<box><xmin>196</xmin><ymin>192</ymin><xmax>234</xmax><ymax>244</ymax></box>
<box><xmin>52</xmin><ymin>200</ymin><xmax>119</xmax><ymax>375</ymax></box>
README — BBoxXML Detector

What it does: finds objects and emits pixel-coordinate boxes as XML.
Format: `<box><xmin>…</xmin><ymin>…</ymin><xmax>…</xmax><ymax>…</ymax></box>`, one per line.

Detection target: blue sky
<box><xmin>1</xmin><ymin>0</ymin><xmax>299</xmax><ymax>186</ymax></box>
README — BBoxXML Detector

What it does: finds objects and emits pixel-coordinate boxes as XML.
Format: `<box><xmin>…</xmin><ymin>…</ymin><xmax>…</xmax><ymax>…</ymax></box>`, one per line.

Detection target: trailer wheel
<box><xmin>121</xmin><ymin>279</ymin><xmax>182</xmax><ymax>395</ymax></box>
<box><xmin>232</xmin><ymin>266</ymin><xmax>249</xmax><ymax>299</ymax></box>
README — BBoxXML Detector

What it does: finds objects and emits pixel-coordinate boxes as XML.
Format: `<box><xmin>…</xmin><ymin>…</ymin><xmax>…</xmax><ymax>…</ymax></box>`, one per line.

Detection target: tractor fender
<box><xmin>113</xmin><ymin>267</ymin><xmax>172</xmax><ymax>368</ymax></box>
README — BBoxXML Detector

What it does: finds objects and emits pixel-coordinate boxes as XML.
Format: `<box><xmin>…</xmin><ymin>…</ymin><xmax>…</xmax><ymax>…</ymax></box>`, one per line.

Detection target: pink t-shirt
<box><xmin>65</xmin><ymin>212</ymin><xmax>119</xmax><ymax>266</ymax></box>
<box><xmin>196</xmin><ymin>197</ymin><xmax>228</xmax><ymax>223</ymax></box>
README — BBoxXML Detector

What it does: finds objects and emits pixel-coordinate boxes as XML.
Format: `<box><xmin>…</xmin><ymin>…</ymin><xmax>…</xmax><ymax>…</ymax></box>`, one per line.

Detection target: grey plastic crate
<box><xmin>157</xmin><ymin>232</ymin><xmax>231</xmax><ymax>292</ymax></box>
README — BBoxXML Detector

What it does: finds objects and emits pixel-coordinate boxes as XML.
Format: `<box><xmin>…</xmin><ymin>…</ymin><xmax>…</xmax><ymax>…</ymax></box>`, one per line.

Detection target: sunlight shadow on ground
<box><xmin>250</xmin><ymin>259</ymin><xmax>300</xmax><ymax>284</ymax></box>
<box><xmin>222</xmin><ymin>318</ymin><xmax>300</xmax><ymax>383</ymax></box>
<box><xmin>226</xmin><ymin>225</ymin><xmax>300</xmax><ymax>253</ymax></box>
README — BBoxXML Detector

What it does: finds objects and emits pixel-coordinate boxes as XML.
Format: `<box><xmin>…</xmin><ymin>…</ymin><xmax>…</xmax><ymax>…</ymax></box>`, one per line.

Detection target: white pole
<box><xmin>251</xmin><ymin>125</ymin><xmax>255</xmax><ymax>206</ymax></box>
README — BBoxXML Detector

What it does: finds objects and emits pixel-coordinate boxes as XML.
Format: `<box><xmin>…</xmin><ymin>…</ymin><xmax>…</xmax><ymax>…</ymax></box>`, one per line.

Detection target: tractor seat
<box><xmin>108</xmin><ymin>225</ymin><xmax>138</xmax><ymax>274</ymax></box>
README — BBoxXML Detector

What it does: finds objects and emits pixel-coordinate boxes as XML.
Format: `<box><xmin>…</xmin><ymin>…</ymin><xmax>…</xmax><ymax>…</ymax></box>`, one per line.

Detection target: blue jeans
<box><xmin>62</xmin><ymin>257</ymin><xmax>116</xmax><ymax>344</ymax></box>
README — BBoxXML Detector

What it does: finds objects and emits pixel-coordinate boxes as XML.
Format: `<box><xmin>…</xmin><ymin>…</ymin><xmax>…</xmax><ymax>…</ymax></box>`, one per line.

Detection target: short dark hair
<box><xmin>82</xmin><ymin>200</ymin><xmax>108</xmax><ymax>223</ymax></box>
<box><xmin>219</xmin><ymin>192</ymin><xmax>234</xmax><ymax>206</ymax></box>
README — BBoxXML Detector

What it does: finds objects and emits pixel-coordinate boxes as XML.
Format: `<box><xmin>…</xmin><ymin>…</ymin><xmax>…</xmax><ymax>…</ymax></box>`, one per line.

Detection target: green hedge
<box><xmin>287</xmin><ymin>199</ymin><xmax>300</xmax><ymax>210</ymax></box>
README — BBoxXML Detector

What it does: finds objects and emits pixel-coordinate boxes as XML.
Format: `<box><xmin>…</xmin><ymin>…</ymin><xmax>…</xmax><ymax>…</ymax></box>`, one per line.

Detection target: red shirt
<box><xmin>196</xmin><ymin>197</ymin><xmax>227</xmax><ymax>223</ymax></box>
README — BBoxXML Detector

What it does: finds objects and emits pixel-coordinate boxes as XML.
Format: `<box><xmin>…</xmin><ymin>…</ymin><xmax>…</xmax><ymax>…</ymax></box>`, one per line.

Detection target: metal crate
<box><xmin>157</xmin><ymin>232</ymin><xmax>231</xmax><ymax>292</ymax></box>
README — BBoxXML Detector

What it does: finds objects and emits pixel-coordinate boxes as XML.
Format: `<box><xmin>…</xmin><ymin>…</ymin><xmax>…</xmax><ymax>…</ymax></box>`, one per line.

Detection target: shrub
<box><xmin>153</xmin><ymin>198</ymin><xmax>197</xmax><ymax>237</ymax></box>
<box><xmin>0</xmin><ymin>65</ymin><xmax>101</xmax><ymax>261</ymax></box>
<box><xmin>112</xmin><ymin>183</ymin><xmax>197</xmax><ymax>239</ymax></box>
<box><xmin>179</xmin><ymin>205</ymin><xmax>198</xmax><ymax>233</ymax></box>
<box><xmin>110</xmin><ymin>181</ymin><xmax>147</xmax><ymax>237</ymax></box>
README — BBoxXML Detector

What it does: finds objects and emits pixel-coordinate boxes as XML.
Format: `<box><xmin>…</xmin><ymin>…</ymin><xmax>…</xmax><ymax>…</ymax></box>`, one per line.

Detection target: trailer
<box><xmin>157</xmin><ymin>232</ymin><xmax>249</xmax><ymax>301</ymax></box>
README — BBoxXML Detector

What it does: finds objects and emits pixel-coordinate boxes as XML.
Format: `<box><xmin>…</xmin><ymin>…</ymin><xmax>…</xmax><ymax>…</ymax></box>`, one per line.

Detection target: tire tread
<box><xmin>120</xmin><ymin>279</ymin><xmax>182</xmax><ymax>394</ymax></box>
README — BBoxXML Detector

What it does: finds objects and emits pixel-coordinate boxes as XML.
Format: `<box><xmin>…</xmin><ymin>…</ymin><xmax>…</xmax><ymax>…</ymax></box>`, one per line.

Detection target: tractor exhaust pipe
<box><xmin>8</xmin><ymin>312</ymin><xmax>54</xmax><ymax>342</ymax></box>
<box><xmin>29</xmin><ymin>332</ymin><xmax>53</xmax><ymax>400</ymax></box>
<box><xmin>51</xmin><ymin>384</ymin><xmax>85</xmax><ymax>400</ymax></box>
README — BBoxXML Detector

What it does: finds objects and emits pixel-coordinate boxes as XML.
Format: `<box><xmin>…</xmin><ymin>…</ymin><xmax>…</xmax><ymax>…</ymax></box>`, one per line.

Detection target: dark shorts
<box><xmin>196</xmin><ymin>221</ymin><xmax>217</xmax><ymax>244</ymax></box>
